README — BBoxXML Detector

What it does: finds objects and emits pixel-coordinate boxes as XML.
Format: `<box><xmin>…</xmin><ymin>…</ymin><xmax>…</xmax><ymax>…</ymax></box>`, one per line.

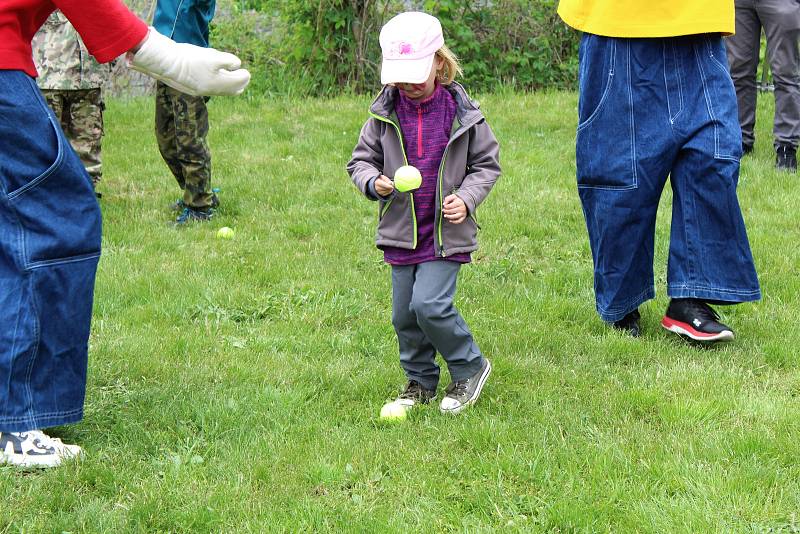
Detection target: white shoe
<box><xmin>440</xmin><ymin>358</ymin><xmax>492</xmax><ymax>414</ymax></box>
<box><xmin>0</xmin><ymin>430</ymin><xmax>82</xmax><ymax>468</ymax></box>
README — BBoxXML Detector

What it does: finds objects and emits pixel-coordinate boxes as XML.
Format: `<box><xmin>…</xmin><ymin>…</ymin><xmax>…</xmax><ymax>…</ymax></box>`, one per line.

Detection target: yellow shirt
<box><xmin>557</xmin><ymin>0</ymin><xmax>734</xmax><ymax>37</ymax></box>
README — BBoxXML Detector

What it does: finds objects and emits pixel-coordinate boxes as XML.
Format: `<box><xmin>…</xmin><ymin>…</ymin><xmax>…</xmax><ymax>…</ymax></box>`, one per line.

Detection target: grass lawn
<box><xmin>2</xmin><ymin>90</ymin><xmax>799</xmax><ymax>533</ymax></box>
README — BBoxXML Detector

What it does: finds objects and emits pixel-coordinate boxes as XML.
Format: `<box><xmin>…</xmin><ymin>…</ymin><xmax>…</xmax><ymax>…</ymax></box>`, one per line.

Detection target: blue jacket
<box><xmin>153</xmin><ymin>0</ymin><xmax>216</xmax><ymax>47</ymax></box>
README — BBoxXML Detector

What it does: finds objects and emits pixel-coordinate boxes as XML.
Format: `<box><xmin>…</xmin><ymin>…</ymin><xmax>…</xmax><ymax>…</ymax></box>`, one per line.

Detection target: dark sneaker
<box><xmin>396</xmin><ymin>380</ymin><xmax>436</xmax><ymax>407</ymax></box>
<box><xmin>612</xmin><ymin>309</ymin><xmax>641</xmax><ymax>337</ymax></box>
<box><xmin>776</xmin><ymin>144</ymin><xmax>797</xmax><ymax>172</ymax></box>
<box><xmin>0</xmin><ymin>430</ymin><xmax>81</xmax><ymax>468</ymax></box>
<box><xmin>170</xmin><ymin>199</ymin><xmax>187</xmax><ymax>212</ymax></box>
<box><xmin>170</xmin><ymin>192</ymin><xmax>219</xmax><ymax>212</ymax></box>
<box><xmin>440</xmin><ymin>358</ymin><xmax>491</xmax><ymax>414</ymax></box>
<box><xmin>175</xmin><ymin>206</ymin><xmax>214</xmax><ymax>225</ymax></box>
<box><xmin>742</xmin><ymin>143</ymin><xmax>754</xmax><ymax>156</ymax></box>
<box><xmin>661</xmin><ymin>298</ymin><xmax>734</xmax><ymax>342</ymax></box>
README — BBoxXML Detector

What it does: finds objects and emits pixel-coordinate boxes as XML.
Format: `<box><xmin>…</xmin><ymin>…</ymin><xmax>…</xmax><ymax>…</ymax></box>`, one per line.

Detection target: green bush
<box><xmin>213</xmin><ymin>0</ymin><xmax>580</xmax><ymax>96</ymax></box>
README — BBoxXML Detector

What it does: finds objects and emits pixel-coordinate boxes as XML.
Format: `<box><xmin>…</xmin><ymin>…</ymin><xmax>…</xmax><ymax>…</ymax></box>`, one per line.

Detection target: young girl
<box><xmin>347</xmin><ymin>12</ymin><xmax>500</xmax><ymax>415</ymax></box>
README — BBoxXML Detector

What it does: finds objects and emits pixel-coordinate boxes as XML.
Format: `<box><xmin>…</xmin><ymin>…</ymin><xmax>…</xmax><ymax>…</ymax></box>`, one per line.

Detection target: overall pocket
<box><xmin>701</xmin><ymin>37</ymin><xmax>743</xmax><ymax>161</ymax></box>
<box><xmin>575</xmin><ymin>36</ymin><xmax>638</xmax><ymax>190</ymax></box>
<box><xmin>1</xmin><ymin>74</ymin><xmax>101</xmax><ymax>267</ymax></box>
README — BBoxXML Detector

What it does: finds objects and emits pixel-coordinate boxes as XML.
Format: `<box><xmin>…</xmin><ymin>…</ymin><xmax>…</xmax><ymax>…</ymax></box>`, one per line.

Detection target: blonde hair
<box><xmin>435</xmin><ymin>45</ymin><xmax>463</xmax><ymax>85</ymax></box>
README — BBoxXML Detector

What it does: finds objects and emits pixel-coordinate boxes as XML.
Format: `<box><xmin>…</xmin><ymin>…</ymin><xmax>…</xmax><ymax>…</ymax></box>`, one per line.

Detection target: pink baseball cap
<box><xmin>379</xmin><ymin>12</ymin><xmax>444</xmax><ymax>85</ymax></box>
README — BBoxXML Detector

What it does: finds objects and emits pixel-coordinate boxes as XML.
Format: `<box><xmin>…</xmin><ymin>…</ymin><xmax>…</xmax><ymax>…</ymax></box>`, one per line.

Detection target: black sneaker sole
<box><xmin>660</xmin><ymin>316</ymin><xmax>734</xmax><ymax>342</ymax></box>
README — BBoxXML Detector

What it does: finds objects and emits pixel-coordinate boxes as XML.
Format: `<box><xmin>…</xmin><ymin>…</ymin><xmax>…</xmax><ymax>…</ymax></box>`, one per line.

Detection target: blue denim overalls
<box><xmin>575</xmin><ymin>34</ymin><xmax>761</xmax><ymax>322</ymax></box>
<box><xmin>0</xmin><ymin>70</ymin><xmax>101</xmax><ymax>432</ymax></box>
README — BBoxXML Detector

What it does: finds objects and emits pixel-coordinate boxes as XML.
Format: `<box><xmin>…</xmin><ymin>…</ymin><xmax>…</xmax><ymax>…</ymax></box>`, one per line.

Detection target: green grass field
<box><xmin>2</xmin><ymin>91</ymin><xmax>799</xmax><ymax>533</ymax></box>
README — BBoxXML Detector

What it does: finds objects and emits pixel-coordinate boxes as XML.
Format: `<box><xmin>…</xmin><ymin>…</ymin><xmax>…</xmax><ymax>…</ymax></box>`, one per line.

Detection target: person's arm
<box><xmin>54</xmin><ymin>0</ymin><xmax>147</xmax><ymax>63</ymax></box>
<box><xmin>347</xmin><ymin>119</ymin><xmax>395</xmax><ymax>201</ymax></box>
<box><xmin>127</xmin><ymin>28</ymin><xmax>250</xmax><ymax>96</ymax></box>
<box><xmin>53</xmin><ymin>0</ymin><xmax>250</xmax><ymax>97</ymax></box>
<box><xmin>453</xmin><ymin>120</ymin><xmax>501</xmax><ymax>215</ymax></box>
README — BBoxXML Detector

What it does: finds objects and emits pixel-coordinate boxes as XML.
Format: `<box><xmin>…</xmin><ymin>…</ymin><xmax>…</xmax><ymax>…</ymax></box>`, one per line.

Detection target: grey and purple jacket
<box><xmin>347</xmin><ymin>82</ymin><xmax>501</xmax><ymax>258</ymax></box>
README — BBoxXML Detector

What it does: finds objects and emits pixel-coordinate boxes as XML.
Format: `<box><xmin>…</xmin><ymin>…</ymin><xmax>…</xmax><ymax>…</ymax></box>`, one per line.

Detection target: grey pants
<box><xmin>391</xmin><ymin>261</ymin><xmax>483</xmax><ymax>391</ymax></box>
<box><xmin>726</xmin><ymin>0</ymin><xmax>800</xmax><ymax>148</ymax></box>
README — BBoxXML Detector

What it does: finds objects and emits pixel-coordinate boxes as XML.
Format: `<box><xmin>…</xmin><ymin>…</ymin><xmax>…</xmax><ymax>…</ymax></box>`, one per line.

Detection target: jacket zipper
<box><xmin>436</xmin><ymin>119</ymin><xmax>475</xmax><ymax>257</ymax></box>
<box><xmin>368</xmin><ymin>111</ymin><xmax>418</xmax><ymax>249</ymax></box>
<box><xmin>417</xmin><ymin>108</ymin><xmax>423</xmax><ymax>159</ymax></box>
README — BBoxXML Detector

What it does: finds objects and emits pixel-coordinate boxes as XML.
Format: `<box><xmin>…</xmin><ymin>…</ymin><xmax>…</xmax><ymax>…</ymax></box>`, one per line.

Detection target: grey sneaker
<box><xmin>440</xmin><ymin>358</ymin><xmax>492</xmax><ymax>414</ymax></box>
<box><xmin>395</xmin><ymin>380</ymin><xmax>436</xmax><ymax>409</ymax></box>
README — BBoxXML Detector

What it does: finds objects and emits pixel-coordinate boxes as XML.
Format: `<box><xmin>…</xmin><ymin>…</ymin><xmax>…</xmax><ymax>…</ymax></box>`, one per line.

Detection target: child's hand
<box><xmin>374</xmin><ymin>175</ymin><xmax>395</xmax><ymax>197</ymax></box>
<box><xmin>443</xmin><ymin>194</ymin><xmax>467</xmax><ymax>224</ymax></box>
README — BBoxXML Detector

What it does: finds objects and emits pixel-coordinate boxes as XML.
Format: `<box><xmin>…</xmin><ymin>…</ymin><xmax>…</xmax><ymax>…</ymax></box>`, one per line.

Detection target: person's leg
<box><xmin>391</xmin><ymin>264</ymin><xmax>439</xmax><ymax>392</ymax></box>
<box><xmin>575</xmin><ymin>35</ymin><xmax>676</xmax><ymax>324</ymax></box>
<box><xmin>40</xmin><ymin>90</ymin><xmax>66</xmax><ymax>129</ymax></box>
<box><xmin>169</xmin><ymin>88</ymin><xmax>213</xmax><ymax>210</ymax></box>
<box><xmin>67</xmin><ymin>88</ymin><xmax>105</xmax><ymax>186</ymax></box>
<box><xmin>759</xmin><ymin>0</ymin><xmax>800</xmax><ymax>165</ymax></box>
<box><xmin>155</xmin><ymin>81</ymin><xmax>185</xmax><ymax>189</ymax></box>
<box><xmin>663</xmin><ymin>36</ymin><xmax>760</xmax><ymax>339</ymax></box>
<box><xmin>408</xmin><ymin>261</ymin><xmax>483</xmax><ymax>382</ymax></box>
<box><xmin>0</xmin><ymin>72</ymin><xmax>101</xmax><ymax>465</ymax></box>
<box><xmin>409</xmin><ymin>261</ymin><xmax>489</xmax><ymax>414</ymax></box>
<box><xmin>725</xmin><ymin>0</ymin><xmax>762</xmax><ymax>151</ymax></box>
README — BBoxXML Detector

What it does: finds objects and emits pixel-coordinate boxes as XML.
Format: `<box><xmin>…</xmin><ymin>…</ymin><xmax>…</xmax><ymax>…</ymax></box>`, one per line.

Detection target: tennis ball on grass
<box><xmin>379</xmin><ymin>401</ymin><xmax>407</xmax><ymax>421</ymax></box>
<box><xmin>216</xmin><ymin>227</ymin><xmax>235</xmax><ymax>239</ymax></box>
<box><xmin>393</xmin><ymin>165</ymin><xmax>422</xmax><ymax>192</ymax></box>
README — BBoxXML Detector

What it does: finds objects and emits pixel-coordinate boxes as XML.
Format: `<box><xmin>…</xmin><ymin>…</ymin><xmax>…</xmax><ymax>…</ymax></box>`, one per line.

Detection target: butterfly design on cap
<box><xmin>388</xmin><ymin>41</ymin><xmax>415</xmax><ymax>58</ymax></box>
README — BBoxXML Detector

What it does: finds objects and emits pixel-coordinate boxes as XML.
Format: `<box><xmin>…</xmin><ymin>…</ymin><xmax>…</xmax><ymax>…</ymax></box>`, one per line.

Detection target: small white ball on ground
<box><xmin>379</xmin><ymin>401</ymin><xmax>407</xmax><ymax>421</ymax></box>
<box><xmin>216</xmin><ymin>226</ymin><xmax>235</xmax><ymax>239</ymax></box>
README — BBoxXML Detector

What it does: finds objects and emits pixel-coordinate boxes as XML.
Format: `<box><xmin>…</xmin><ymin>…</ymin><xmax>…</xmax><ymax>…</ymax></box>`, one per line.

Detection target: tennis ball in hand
<box><xmin>216</xmin><ymin>227</ymin><xmax>235</xmax><ymax>239</ymax></box>
<box><xmin>393</xmin><ymin>165</ymin><xmax>422</xmax><ymax>192</ymax></box>
<box><xmin>379</xmin><ymin>401</ymin><xmax>407</xmax><ymax>421</ymax></box>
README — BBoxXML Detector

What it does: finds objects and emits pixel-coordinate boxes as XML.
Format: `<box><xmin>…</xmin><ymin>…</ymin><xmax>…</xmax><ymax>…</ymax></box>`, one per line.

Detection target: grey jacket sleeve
<box><xmin>347</xmin><ymin>118</ymin><xmax>384</xmax><ymax>201</ymax></box>
<box><xmin>456</xmin><ymin>120</ymin><xmax>501</xmax><ymax>215</ymax></box>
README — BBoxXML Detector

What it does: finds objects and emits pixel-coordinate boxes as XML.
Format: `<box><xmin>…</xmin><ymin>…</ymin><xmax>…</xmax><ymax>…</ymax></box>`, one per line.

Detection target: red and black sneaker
<box><xmin>661</xmin><ymin>298</ymin><xmax>734</xmax><ymax>342</ymax></box>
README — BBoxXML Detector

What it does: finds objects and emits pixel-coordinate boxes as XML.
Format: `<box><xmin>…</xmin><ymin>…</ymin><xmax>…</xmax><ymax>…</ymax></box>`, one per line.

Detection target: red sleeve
<box><xmin>54</xmin><ymin>0</ymin><xmax>148</xmax><ymax>62</ymax></box>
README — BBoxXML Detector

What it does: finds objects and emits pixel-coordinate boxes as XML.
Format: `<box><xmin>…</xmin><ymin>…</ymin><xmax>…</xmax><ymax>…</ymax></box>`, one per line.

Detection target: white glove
<box><xmin>129</xmin><ymin>28</ymin><xmax>251</xmax><ymax>96</ymax></box>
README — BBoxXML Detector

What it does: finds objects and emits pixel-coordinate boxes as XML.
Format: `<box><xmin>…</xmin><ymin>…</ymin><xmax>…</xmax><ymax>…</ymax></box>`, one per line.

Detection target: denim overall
<box><xmin>575</xmin><ymin>34</ymin><xmax>761</xmax><ymax>323</ymax></box>
<box><xmin>0</xmin><ymin>71</ymin><xmax>101</xmax><ymax>432</ymax></box>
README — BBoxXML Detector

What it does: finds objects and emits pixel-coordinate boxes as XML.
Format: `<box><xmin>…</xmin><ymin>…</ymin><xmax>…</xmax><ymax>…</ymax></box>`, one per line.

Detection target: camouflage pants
<box><xmin>155</xmin><ymin>81</ymin><xmax>214</xmax><ymax>209</ymax></box>
<box><xmin>41</xmin><ymin>88</ymin><xmax>104</xmax><ymax>184</ymax></box>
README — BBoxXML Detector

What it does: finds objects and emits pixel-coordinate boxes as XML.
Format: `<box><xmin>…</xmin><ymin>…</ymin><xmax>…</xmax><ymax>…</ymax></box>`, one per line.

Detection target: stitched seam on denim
<box><xmin>665</xmin><ymin>41</ymin><xmax>685</xmax><ymax>124</ymax></box>
<box><xmin>684</xmin><ymin>44</ymin><xmax>707</xmax><ymax>286</ymax></box>
<box><xmin>693</xmin><ymin>41</ymin><xmax>719</xmax><ymax>160</ymax></box>
<box><xmin>578</xmin><ymin>183</ymin><xmax>638</xmax><ymax>191</ymax></box>
<box><xmin>0</xmin><ymin>408</ymin><xmax>83</xmax><ymax>424</ymax></box>
<box><xmin>23</xmin><ymin>274</ymin><xmax>41</xmax><ymax>431</ymax></box>
<box><xmin>706</xmin><ymin>40</ymin><xmax>742</xmax><ymax>162</ymax></box>
<box><xmin>626</xmin><ymin>41</ymin><xmax>638</xmax><ymax>188</ymax></box>
<box><xmin>597</xmin><ymin>287</ymin><xmax>655</xmax><ymax>316</ymax></box>
<box><xmin>27</xmin><ymin>252</ymin><xmax>101</xmax><ymax>270</ymax></box>
<box><xmin>667</xmin><ymin>284</ymin><xmax>761</xmax><ymax>295</ymax></box>
<box><xmin>676</xmin><ymin>43</ymin><xmax>685</xmax><ymax>122</ymax></box>
<box><xmin>577</xmin><ymin>39</ymin><xmax>617</xmax><ymax>132</ymax></box>
<box><xmin>6</xmin><ymin>279</ymin><xmax>25</xmax><ymax>423</ymax></box>
<box><xmin>8</xmin><ymin>78</ymin><xmax>65</xmax><ymax>201</ymax></box>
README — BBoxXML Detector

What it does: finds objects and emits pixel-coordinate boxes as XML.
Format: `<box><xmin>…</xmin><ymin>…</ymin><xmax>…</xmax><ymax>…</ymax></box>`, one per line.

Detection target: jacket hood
<box><xmin>369</xmin><ymin>81</ymin><xmax>484</xmax><ymax>131</ymax></box>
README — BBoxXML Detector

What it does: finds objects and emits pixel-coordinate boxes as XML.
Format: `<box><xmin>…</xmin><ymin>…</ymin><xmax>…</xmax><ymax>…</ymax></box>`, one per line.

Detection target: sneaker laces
<box><xmin>683</xmin><ymin>300</ymin><xmax>721</xmax><ymax>322</ymax></box>
<box><xmin>445</xmin><ymin>379</ymin><xmax>469</xmax><ymax>398</ymax></box>
<box><xmin>27</xmin><ymin>430</ymin><xmax>66</xmax><ymax>449</ymax></box>
<box><xmin>399</xmin><ymin>380</ymin><xmax>426</xmax><ymax>400</ymax></box>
